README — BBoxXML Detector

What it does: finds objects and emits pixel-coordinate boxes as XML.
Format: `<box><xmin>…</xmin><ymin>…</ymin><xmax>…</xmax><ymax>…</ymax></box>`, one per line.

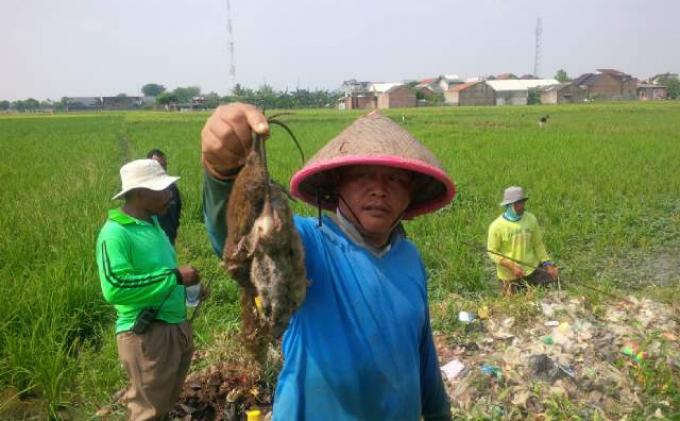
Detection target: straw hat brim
<box><xmin>290</xmin><ymin>154</ymin><xmax>456</xmax><ymax>219</ymax></box>
<box><xmin>499</xmin><ymin>197</ymin><xmax>528</xmax><ymax>206</ymax></box>
<box><xmin>112</xmin><ymin>175</ymin><xmax>180</xmax><ymax>200</ymax></box>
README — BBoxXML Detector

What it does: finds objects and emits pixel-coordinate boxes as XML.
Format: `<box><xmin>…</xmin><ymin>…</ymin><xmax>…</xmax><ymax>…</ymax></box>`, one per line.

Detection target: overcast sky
<box><xmin>1</xmin><ymin>0</ymin><xmax>679</xmax><ymax>101</ymax></box>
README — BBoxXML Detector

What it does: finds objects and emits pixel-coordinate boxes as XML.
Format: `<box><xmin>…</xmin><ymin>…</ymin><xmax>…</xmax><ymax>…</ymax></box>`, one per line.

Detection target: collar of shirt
<box><xmin>108</xmin><ymin>207</ymin><xmax>158</xmax><ymax>226</ymax></box>
<box><xmin>332</xmin><ymin>209</ymin><xmax>404</xmax><ymax>258</ymax></box>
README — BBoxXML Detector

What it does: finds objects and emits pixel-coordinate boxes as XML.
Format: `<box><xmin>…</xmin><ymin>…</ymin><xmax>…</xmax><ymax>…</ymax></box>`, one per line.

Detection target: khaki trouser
<box><xmin>117</xmin><ymin>320</ymin><xmax>193</xmax><ymax>421</ymax></box>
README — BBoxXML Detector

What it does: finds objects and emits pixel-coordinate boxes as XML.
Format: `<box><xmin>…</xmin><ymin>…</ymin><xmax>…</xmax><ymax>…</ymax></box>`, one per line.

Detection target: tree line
<box><xmin>3</xmin><ymin>75</ymin><xmax>678</xmax><ymax>113</ymax></box>
<box><xmin>147</xmin><ymin>83</ymin><xmax>342</xmax><ymax>109</ymax></box>
<box><xmin>0</xmin><ymin>83</ymin><xmax>343</xmax><ymax>112</ymax></box>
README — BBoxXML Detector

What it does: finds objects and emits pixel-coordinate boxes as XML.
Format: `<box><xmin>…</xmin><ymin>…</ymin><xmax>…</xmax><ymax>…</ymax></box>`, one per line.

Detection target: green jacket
<box><xmin>96</xmin><ymin>208</ymin><xmax>186</xmax><ymax>333</ymax></box>
<box><xmin>487</xmin><ymin>211</ymin><xmax>551</xmax><ymax>281</ymax></box>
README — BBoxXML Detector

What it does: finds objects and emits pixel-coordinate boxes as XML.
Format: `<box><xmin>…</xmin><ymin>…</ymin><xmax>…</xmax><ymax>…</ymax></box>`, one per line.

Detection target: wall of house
<box><xmin>586</xmin><ymin>73</ymin><xmax>619</xmax><ymax>98</ymax></box>
<box><xmin>587</xmin><ymin>74</ymin><xmax>636</xmax><ymax>100</ymax></box>
<box><xmin>377</xmin><ymin>94</ymin><xmax>389</xmax><ymax>109</ymax></box>
<box><xmin>540</xmin><ymin>90</ymin><xmax>558</xmax><ymax>104</ymax></box>
<box><xmin>344</xmin><ymin>95</ymin><xmax>376</xmax><ymax>110</ymax></box>
<box><xmin>558</xmin><ymin>85</ymin><xmax>586</xmax><ymax>103</ymax></box>
<box><xmin>378</xmin><ymin>86</ymin><xmax>416</xmax><ymax>109</ymax></box>
<box><xmin>444</xmin><ymin>91</ymin><xmax>460</xmax><ymax>105</ymax></box>
<box><xmin>459</xmin><ymin>83</ymin><xmax>495</xmax><ymax>106</ymax></box>
<box><xmin>638</xmin><ymin>89</ymin><xmax>650</xmax><ymax>101</ymax></box>
<box><xmin>638</xmin><ymin>87</ymin><xmax>668</xmax><ymax>101</ymax></box>
<box><xmin>66</xmin><ymin>97</ymin><xmax>103</xmax><ymax>111</ymax></box>
<box><xmin>652</xmin><ymin>88</ymin><xmax>668</xmax><ymax>100</ymax></box>
<box><xmin>495</xmin><ymin>90</ymin><xmax>527</xmax><ymax>105</ymax></box>
<box><xmin>102</xmin><ymin>97</ymin><xmax>143</xmax><ymax>110</ymax></box>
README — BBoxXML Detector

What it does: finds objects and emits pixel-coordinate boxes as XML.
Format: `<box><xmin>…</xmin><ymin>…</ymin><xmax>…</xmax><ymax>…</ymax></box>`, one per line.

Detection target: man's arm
<box><xmin>203</xmin><ymin>168</ymin><xmax>234</xmax><ymax>256</ymax></box>
<box><xmin>201</xmin><ymin>103</ymin><xmax>270</xmax><ymax>256</ymax></box>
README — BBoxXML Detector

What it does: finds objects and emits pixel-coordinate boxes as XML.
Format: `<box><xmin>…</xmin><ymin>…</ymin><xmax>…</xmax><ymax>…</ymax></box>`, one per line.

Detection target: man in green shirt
<box><xmin>487</xmin><ymin>186</ymin><xmax>559</xmax><ymax>295</ymax></box>
<box><xmin>96</xmin><ymin>159</ymin><xmax>201</xmax><ymax>420</ymax></box>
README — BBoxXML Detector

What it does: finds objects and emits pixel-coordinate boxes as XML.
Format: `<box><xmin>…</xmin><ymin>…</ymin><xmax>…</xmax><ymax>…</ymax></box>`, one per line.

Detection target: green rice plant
<box><xmin>1</xmin><ymin>101</ymin><xmax>679</xmax><ymax>416</ymax></box>
<box><xmin>0</xmin><ymin>115</ymin><xmax>122</xmax><ymax>416</ymax></box>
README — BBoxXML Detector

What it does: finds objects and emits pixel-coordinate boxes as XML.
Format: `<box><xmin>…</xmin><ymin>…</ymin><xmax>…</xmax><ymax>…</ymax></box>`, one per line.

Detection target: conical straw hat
<box><xmin>290</xmin><ymin>111</ymin><xmax>456</xmax><ymax>218</ymax></box>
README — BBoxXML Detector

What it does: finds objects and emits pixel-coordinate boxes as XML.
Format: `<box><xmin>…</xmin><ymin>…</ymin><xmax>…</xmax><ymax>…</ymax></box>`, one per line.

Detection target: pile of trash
<box><xmin>436</xmin><ymin>293</ymin><xmax>680</xmax><ymax>419</ymax></box>
<box><xmin>96</xmin><ymin>344</ymin><xmax>278</xmax><ymax>420</ymax></box>
<box><xmin>97</xmin><ymin>293</ymin><xmax>677</xmax><ymax>420</ymax></box>
<box><xmin>169</xmin><ymin>360</ymin><xmax>273</xmax><ymax>421</ymax></box>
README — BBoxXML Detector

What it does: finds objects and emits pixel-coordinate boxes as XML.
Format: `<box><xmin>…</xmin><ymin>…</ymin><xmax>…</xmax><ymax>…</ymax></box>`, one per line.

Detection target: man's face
<box><xmin>336</xmin><ymin>165</ymin><xmax>413</xmax><ymax>242</ymax></box>
<box><xmin>138</xmin><ymin>188</ymin><xmax>172</xmax><ymax>216</ymax></box>
<box><xmin>512</xmin><ymin>199</ymin><xmax>526</xmax><ymax>215</ymax></box>
<box><xmin>151</xmin><ymin>154</ymin><xmax>168</xmax><ymax>171</ymax></box>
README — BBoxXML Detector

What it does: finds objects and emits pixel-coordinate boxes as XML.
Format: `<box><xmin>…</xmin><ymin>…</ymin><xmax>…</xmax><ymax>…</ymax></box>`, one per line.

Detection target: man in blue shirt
<box><xmin>201</xmin><ymin>103</ymin><xmax>455</xmax><ymax>420</ymax></box>
<box><xmin>147</xmin><ymin>149</ymin><xmax>182</xmax><ymax>246</ymax></box>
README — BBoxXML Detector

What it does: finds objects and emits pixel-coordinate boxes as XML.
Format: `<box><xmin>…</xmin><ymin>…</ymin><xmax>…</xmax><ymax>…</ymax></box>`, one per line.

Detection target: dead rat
<box><xmin>223</xmin><ymin>117</ymin><xmax>307</xmax><ymax>362</ymax></box>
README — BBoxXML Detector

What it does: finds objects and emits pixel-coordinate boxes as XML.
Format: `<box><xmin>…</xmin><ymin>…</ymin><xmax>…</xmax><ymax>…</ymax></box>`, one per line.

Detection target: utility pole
<box><xmin>534</xmin><ymin>18</ymin><xmax>542</xmax><ymax>78</ymax></box>
<box><xmin>226</xmin><ymin>0</ymin><xmax>236</xmax><ymax>92</ymax></box>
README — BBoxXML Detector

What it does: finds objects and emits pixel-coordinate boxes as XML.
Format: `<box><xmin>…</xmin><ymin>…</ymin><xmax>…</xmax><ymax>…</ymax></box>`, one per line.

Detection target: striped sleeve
<box><xmin>97</xmin><ymin>236</ymin><xmax>179</xmax><ymax>306</ymax></box>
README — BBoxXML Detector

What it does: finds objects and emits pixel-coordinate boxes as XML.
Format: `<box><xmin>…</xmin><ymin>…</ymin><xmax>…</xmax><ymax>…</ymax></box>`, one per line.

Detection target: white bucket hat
<box><xmin>112</xmin><ymin>159</ymin><xmax>179</xmax><ymax>200</ymax></box>
<box><xmin>499</xmin><ymin>186</ymin><xmax>528</xmax><ymax>206</ymax></box>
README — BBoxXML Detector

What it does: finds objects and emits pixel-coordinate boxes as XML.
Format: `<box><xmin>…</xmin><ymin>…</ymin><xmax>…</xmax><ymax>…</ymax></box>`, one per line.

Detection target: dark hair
<box><xmin>146</xmin><ymin>149</ymin><xmax>166</xmax><ymax>159</ymax></box>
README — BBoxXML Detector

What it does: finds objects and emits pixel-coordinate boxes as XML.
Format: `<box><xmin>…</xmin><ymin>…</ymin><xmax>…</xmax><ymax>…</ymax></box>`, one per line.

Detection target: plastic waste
<box><xmin>480</xmin><ymin>364</ymin><xmax>502</xmax><ymax>379</ymax></box>
<box><xmin>622</xmin><ymin>344</ymin><xmax>647</xmax><ymax>363</ymax></box>
<box><xmin>441</xmin><ymin>359</ymin><xmax>465</xmax><ymax>381</ymax></box>
<box><xmin>246</xmin><ymin>408</ymin><xmax>262</xmax><ymax>421</ymax></box>
<box><xmin>458</xmin><ymin>311</ymin><xmax>475</xmax><ymax>323</ymax></box>
<box><xmin>185</xmin><ymin>284</ymin><xmax>201</xmax><ymax>307</ymax></box>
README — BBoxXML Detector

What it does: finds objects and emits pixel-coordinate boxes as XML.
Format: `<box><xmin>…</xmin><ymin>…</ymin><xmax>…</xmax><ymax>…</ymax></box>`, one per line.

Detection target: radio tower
<box><xmin>533</xmin><ymin>18</ymin><xmax>542</xmax><ymax>77</ymax></box>
<box><xmin>226</xmin><ymin>0</ymin><xmax>236</xmax><ymax>92</ymax></box>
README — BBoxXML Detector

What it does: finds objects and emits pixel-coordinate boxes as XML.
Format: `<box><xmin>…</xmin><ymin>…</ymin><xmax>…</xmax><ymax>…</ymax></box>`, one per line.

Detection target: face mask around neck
<box><xmin>503</xmin><ymin>204</ymin><xmax>522</xmax><ymax>222</ymax></box>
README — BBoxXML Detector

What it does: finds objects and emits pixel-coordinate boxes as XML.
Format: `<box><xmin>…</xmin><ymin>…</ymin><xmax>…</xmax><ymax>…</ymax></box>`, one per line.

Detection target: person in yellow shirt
<box><xmin>487</xmin><ymin>186</ymin><xmax>559</xmax><ymax>295</ymax></box>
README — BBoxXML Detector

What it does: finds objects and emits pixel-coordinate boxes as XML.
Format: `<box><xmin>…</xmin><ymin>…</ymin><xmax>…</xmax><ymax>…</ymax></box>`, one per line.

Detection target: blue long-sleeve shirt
<box><xmin>203</xmin><ymin>171</ymin><xmax>451</xmax><ymax>420</ymax></box>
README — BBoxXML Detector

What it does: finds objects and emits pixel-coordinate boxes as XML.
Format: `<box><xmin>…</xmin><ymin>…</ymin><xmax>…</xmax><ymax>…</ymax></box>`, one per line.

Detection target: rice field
<box><xmin>1</xmin><ymin>102</ymin><xmax>679</xmax><ymax>418</ymax></box>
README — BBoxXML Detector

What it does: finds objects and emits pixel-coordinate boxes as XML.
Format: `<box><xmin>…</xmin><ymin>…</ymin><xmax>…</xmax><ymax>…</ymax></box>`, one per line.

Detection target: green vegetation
<box><xmin>657</xmin><ymin>76</ymin><xmax>680</xmax><ymax>99</ymax></box>
<box><xmin>1</xmin><ymin>102</ymin><xmax>679</xmax><ymax>418</ymax></box>
<box><xmin>554</xmin><ymin>69</ymin><xmax>570</xmax><ymax>83</ymax></box>
<box><xmin>141</xmin><ymin>83</ymin><xmax>166</xmax><ymax>98</ymax></box>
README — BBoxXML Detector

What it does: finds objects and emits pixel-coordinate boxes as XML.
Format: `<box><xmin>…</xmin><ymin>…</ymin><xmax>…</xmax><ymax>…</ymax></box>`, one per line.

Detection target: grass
<box><xmin>1</xmin><ymin>102</ymin><xmax>679</xmax><ymax>418</ymax></box>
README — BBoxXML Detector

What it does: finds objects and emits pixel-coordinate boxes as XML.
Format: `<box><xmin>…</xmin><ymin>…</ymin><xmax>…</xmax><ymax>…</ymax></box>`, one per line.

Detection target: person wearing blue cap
<box><xmin>487</xmin><ymin>186</ymin><xmax>559</xmax><ymax>295</ymax></box>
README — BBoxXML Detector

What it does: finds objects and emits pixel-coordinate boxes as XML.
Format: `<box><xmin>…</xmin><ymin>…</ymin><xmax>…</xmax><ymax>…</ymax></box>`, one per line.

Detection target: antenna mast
<box><xmin>226</xmin><ymin>0</ymin><xmax>236</xmax><ymax>91</ymax></box>
<box><xmin>533</xmin><ymin>18</ymin><xmax>542</xmax><ymax>77</ymax></box>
